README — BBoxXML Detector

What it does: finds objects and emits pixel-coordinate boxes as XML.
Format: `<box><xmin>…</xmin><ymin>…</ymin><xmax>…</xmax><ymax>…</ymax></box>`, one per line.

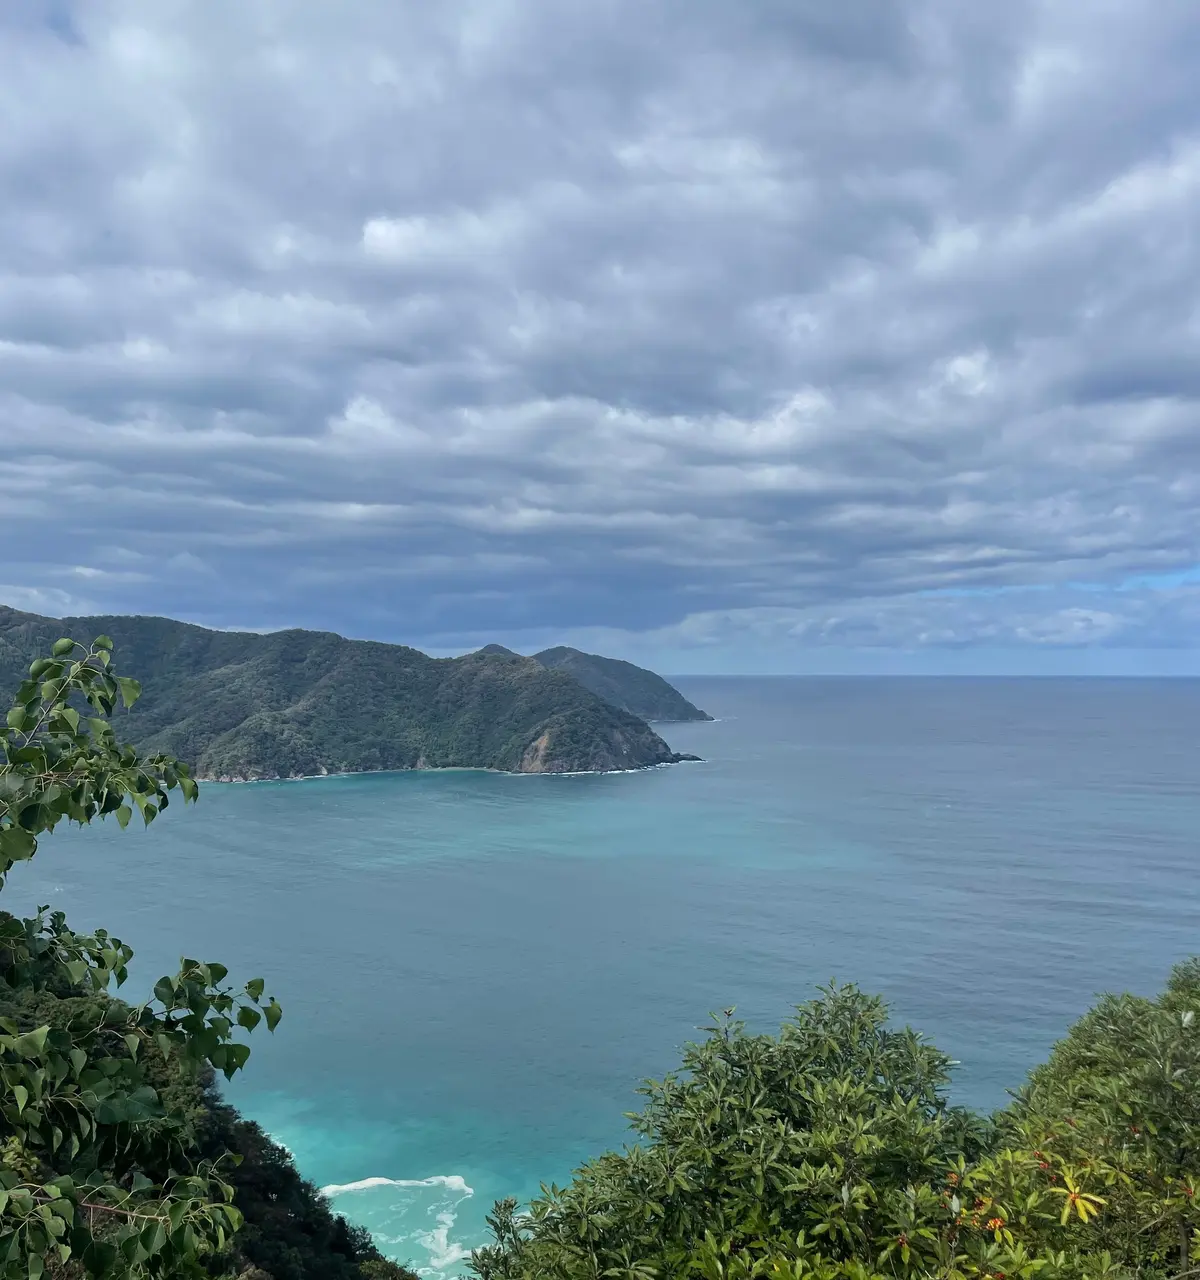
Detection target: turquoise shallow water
<box><xmin>5</xmin><ymin>678</ymin><xmax>1199</xmax><ymax>1274</ymax></box>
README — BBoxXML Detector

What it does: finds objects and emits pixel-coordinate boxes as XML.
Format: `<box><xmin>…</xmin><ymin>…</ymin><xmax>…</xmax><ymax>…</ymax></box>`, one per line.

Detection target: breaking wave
<box><xmin>321</xmin><ymin>1174</ymin><xmax>476</xmax><ymax>1274</ymax></box>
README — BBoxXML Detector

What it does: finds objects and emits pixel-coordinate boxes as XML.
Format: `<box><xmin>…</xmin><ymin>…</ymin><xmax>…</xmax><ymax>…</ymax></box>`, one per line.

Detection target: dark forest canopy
<box><xmin>0</xmin><ymin>607</ymin><xmax>698</xmax><ymax>780</ymax></box>
<box><xmin>530</xmin><ymin>647</ymin><xmax>712</xmax><ymax>723</ymax></box>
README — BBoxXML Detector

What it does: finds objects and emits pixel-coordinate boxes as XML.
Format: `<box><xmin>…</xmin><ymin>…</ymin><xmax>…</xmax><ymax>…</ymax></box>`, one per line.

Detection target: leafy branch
<box><xmin>0</xmin><ymin>636</ymin><xmax>281</xmax><ymax>1277</ymax></box>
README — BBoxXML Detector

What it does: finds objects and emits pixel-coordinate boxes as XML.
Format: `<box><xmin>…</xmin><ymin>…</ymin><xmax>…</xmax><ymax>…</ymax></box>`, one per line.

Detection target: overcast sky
<box><xmin>3</xmin><ymin>1</ymin><xmax>1199</xmax><ymax>672</ymax></box>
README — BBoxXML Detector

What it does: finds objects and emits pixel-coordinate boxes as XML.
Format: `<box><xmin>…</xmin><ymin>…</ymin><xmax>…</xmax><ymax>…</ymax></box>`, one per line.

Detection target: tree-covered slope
<box><xmin>0</xmin><ymin>977</ymin><xmax>419</xmax><ymax>1280</ymax></box>
<box><xmin>532</xmin><ymin>646</ymin><xmax>712</xmax><ymax>721</ymax></box>
<box><xmin>473</xmin><ymin>965</ymin><xmax>1200</xmax><ymax>1280</ymax></box>
<box><xmin>0</xmin><ymin>631</ymin><xmax>420</xmax><ymax>1278</ymax></box>
<box><xmin>0</xmin><ymin>607</ymin><xmax>695</xmax><ymax>779</ymax></box>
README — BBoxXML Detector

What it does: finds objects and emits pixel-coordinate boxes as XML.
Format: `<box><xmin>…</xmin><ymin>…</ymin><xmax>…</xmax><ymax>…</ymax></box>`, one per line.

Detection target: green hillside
<box><xmin>0</xmin><ymin>607</ymin><xmax>697</xmax><ymax>779</ymax></box>
<box><xmin>532</xmin><ymin>645</ymin><xmax>712</xmax><ymax>721</ymax></box>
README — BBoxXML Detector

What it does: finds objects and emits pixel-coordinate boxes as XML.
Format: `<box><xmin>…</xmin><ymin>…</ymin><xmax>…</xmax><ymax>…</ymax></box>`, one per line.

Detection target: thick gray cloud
<box><xmin>2</xmin><ymin>0</ymin><xmax>1199</xmax><ymax>668</ymax></box>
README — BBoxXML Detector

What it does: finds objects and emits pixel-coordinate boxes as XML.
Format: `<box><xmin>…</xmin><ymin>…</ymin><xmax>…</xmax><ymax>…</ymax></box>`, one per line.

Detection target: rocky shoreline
<box><xmin>199</xmin><ymin>753</ymin><xmax>702</xmax><ymax>784</ymax></box>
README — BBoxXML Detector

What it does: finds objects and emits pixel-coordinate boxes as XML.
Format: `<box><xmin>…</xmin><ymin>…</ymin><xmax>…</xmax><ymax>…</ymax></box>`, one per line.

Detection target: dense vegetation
<box><xmin>531</xmin><ymin>648</ymin><xmax>712</xmax><ymax>723</ymax></box>
<box><xmin>471</xmin><ymin>973</ymin><xmax>1200</xmax><ymax>1280</ymax></box>
<box><xmin>0</xmin><ymin>608</ymin><xmax>694</xmax><ymax>779</ymax></box>
<box><xmin>0</xmin><ymin>631</ymin><xmax>417</xmax><ymax>1277</ymax></box>
<box><xmin>0</xmin><ymin>980</ymin><xmax>416</xmax><ymax>1280</ymax></box>
<box><xmin>7</xmin><ymin>623</ymin><xmax>1193</xmax><ymax>1280</ymax></box>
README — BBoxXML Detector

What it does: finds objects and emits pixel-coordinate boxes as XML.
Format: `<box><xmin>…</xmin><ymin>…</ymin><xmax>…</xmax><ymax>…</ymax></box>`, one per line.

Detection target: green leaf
<box><xmin>81</xmin><ymin>1241</ymin><xmax>116</xmax><ymax>1273</ymax></box>
<box><xmin>0</xmin><ymin>827</ymin><xmax>36</xmax><ymax>862</ymax></box>
<box><xmin>101</xmin><ymin>1000</ymin><xmax>129</xmax><ymax>1026</ymax></box>
<box><xmin>50</xmin><ymin>638</ymin><xmax>75</xmax><ymax>658</ymax></box>
<box><xmin>245</xmin><ymin>977</ymin><xmax>265</xmax><ymax>1002</ymax></box>
<box><xmin>93</xmin><ymin>636</ymin><xmax>113</xmax><ymax>651</ymax></box>
<box><xmin>237</xmin><ymin>1005</ymin><xmax>261</xmax><ymax>1032</ymax></box>
<box><xmin>140</xmin><ymin>1220</ymin><xmax>166</xmax><ymax>1256</ymax></box>
<box><xmin>11</xmin><ymin>1085</ymin><xmax>28</xmax><ymax>1114</ymax></box>
<box><xmin>264</xmin><ymin>999</ymin><xmax>283</xmax><ymax>1032</ymax></box>
<box><xmin>115</xmin><ymin>804</ymin><xmax>132</xmax><ymax>830</ymax></box>
<box><xmin>14</xmin><ymin>1026</ymin><xmax>49</xmax><ymax>1058</ymax></box>
<box><xmin>94</xmin><ymin>1099</ymin><xmax>123</xmax><ymax>1125</ymax></box>
<box><xmin>222</xmin><ymin>1041</ymin><xmax>252</xmax><ymax>1079</ymax></box>
<box><xmin>116</xmin><ymin>677</ymin><xmax>142</xmax><ymax>709</ymax></box>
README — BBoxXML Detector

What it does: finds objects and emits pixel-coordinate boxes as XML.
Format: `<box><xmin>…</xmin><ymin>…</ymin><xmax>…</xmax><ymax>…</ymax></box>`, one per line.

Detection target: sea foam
<box><xmin>321</xmin><ymin>1174</ymin><xmax>476</xmax><ymax>1274</ymax></box>
<box><xmin>320</xmin><ymin>1173</ymin><xmax>473</xmax><ymax>1197</ymax></box>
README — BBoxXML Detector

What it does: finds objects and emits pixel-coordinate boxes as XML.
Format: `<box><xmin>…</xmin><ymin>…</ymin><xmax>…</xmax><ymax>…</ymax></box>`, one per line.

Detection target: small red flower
<box><xmin>987</xmin><ymin>1218</ymin><xmax>1005</xmax><ymax>1231</ymax></box>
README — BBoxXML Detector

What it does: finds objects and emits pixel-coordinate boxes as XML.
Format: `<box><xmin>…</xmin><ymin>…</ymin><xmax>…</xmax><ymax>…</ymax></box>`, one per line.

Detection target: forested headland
<box><xmin>0</xmin><ymin>608</ymin><xmax>699</xmax><ymax>781</ymax></box>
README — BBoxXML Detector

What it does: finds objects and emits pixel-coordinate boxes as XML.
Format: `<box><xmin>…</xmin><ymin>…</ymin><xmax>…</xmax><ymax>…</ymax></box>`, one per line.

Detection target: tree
<box><xmin>996</xmin><ymin>960</ymin><xmax>1200</xmax><ymax>1277</ymax></box>
<box><xmin>0</xmin><ymin>635</ymin><xmax>281</xmax><ymax>1277</ymax></box>
<box><xmin>471</xmin><ymin>976</ymin><xmax>1200</xmax><ymax>1280</ymax></box>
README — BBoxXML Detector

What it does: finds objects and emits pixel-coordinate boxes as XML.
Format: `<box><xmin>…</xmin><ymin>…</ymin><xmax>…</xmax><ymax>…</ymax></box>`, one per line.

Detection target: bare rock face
<box><xmin>515</xmin><ymin>717</ymin><xmax>701</xmax><ymax>774</ymax></box>
<box><xmin>519</xmin><ymin>731</ymin><xmax>553</xmax><ymax>772</ymax></box>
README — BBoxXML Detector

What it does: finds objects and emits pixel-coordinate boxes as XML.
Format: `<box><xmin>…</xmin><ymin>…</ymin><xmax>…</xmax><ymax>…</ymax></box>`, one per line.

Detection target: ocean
<box><xmin>5</xmin><ymin>677</ymin><xmax>1198</xmax><ymax>1274</ymax></box>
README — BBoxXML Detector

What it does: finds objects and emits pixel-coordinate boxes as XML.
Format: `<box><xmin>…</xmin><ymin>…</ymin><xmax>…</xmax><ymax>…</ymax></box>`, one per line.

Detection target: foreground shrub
<box><xmin>472</xmin><ymin>972</ymin><xmax>1199</xmax><ymax>1280</ymax></box>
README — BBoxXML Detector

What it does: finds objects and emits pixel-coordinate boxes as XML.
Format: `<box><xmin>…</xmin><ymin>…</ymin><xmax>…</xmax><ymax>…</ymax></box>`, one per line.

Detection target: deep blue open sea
<box><xmin>5</xmin><ymin>678</ymin><xmax>1198</xmax><ymax>1274</ymax></box>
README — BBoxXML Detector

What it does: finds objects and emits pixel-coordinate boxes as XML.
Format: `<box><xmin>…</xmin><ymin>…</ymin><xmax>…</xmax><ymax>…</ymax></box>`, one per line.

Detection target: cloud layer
<box><xmin>3</xmin><ymin>1</ymin><xmax>1199</xmax><ymax>666</ymax></box>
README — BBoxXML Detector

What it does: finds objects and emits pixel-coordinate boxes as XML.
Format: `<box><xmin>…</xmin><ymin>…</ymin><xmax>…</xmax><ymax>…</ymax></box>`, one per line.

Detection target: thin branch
<box><xmin>20</xmin><ymin>1187</ymin><xmax>170</xmax><ymax>1225</ymax></box>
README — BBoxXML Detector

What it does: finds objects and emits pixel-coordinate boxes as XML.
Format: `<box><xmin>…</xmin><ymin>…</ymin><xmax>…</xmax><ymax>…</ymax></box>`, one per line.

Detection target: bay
<box><xmin>5</xmin><ymin>677</ymin><xmax>1198</xmax><ymax>1274</ymax></box>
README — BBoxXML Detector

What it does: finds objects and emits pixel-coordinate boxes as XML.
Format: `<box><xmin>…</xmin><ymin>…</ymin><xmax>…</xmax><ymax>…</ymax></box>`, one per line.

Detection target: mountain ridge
<box><xmin>532</xmin><ymin>645</ymin><xmax>712</xmax><ymax>722</ymax></box>
<box><xmin>0</xmin><ymin>606</ymin><xmax>699</xmax><ymax>779</ymax></box>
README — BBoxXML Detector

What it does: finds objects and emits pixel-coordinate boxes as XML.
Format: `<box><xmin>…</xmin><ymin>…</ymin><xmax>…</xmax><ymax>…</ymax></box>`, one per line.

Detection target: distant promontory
<box><xmin>0</xmin><ymin>607</ymin><xmax>703</xmax><ymax>780</ymax></box>
<box><xmin>531</xmin><ymin>646</ymin><xmax>712</xmax><ymax>722</ymax></box>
